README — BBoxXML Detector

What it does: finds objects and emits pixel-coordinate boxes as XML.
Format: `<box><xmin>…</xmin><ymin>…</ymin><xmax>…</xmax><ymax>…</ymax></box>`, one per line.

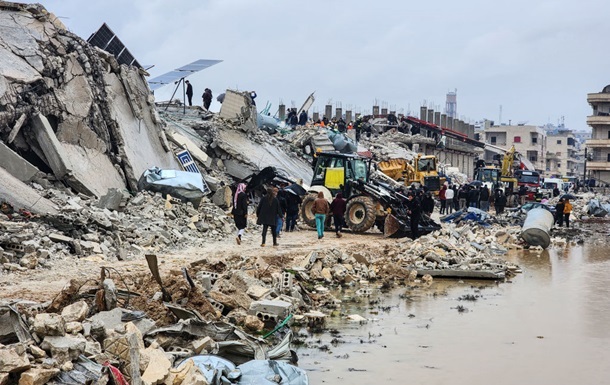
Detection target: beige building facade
<box><xmin>483</xmin><ymin>125</ymin><xmax>547</xmax><ymax>173</ymax></box>
<box><xmin>586</xmin><ymin>86</ymin><xmax>610</xmax><ymax>184</ymax></box>
<box><xmin>546</xmin><ymin>130</ymin><xmax>577</xmax><ymax>177</ymax></box>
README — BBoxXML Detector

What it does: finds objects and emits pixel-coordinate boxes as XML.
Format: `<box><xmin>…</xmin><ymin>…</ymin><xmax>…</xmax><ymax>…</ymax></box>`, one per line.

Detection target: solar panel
<box><xmin>87</xmin><ymin>23</ymin><xmax>142</xmax><ymax>68</ymax></box>
<box><xmin>148</xmin><ymin>59</ymin><xmax>223</xmax><ymax>91</ymax></box>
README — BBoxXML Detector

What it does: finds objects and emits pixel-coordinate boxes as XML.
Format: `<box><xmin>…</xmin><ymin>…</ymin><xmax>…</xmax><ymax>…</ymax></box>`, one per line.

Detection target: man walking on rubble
<box><xmin>494</xmin><ymin>189</ymin><xmax>507</xmax><ymax>214</ymax></box>
<box><xmin>298</xmin><ymin>110</ymin><xmax>308</xmax><ymax>126</ymax></box>
<box><xmin>275</xmin><ymin>187</ymin><xmax>287</xmax><ymax>238</ymax></box>
<box><xmin>202</xmin><ymin>88</ymin><xmax>213</xmax><ymax>110</ymax></box>
<box><xmin>445</xmin><ymin>184</ymin><xmax>455</xmax><ymax>214</ymax></box>
<box><xmin>232</xmin><ymin>183</ymin><xmax>248</xmax><ymax>244</ymax></box>
<box><xmin>458</xmin><ymin>185</ymin><xmax>468</xmax><ymax>210</ymax></box>
<box><xmin>479</xmin><ymin>185</ymin><xmax>490</xmax><ymax>211</ymax></box>
<box><xmin>311</xmin><ymin>191</ymin><xmax>330</xmax><ymax>240</ymax></box>
<box><xmin>185</xmin><ymin>80</ymin><xmax>193</xmax><ymax>106</ymax></box>
<box><xmin>406</xmin><ymin>192</ymin><xmax>422</xmax><ymax>239</ymax></box>
<box><xmin>330</xmin><ymin>192</ymin><xmax>347</xmax><ymax>237</ymax></box>
<box><xmin>284</xmin><ymin>190</ymin><xmax>302</xmax><ymax>232</ymax></box>
<box><xmin>256</xmin><ymin>188</ymin><xmax>282</xmax><ymax>247</ymax></box>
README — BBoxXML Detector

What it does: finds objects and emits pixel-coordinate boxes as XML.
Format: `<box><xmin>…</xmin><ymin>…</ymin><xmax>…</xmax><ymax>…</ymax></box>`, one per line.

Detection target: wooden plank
<box><xmin>417</xmin><ymin>269</ymin><xmax>505</xmax><ymax>280</ymax></box>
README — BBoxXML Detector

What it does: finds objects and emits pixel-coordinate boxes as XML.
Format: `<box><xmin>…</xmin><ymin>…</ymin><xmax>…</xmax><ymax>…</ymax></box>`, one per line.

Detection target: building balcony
<box><xmin>586</xmin><ymin>161</ymin><xmax>610</xmax><ymax>171</ymax></box>
<box><xmin>587</xmin><ymin>93</ymin><xmax>610</xmax><ymax>104</ymax></box>
<box><xmin>585</xmin><ymin>139</ymin><xmax>610</xmax><ymax>148</ymax></box>
<box><xmin>587</xmin><ymin>115</ymin><xmax>610</xmax><ymax>125</ymax></box>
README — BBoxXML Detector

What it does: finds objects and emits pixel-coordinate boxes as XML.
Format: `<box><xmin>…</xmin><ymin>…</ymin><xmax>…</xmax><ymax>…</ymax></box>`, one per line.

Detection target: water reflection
<box><xmin>296</xmin><ymin>242</ymin><xmax>610</xmax><ymax>385</ymax></box>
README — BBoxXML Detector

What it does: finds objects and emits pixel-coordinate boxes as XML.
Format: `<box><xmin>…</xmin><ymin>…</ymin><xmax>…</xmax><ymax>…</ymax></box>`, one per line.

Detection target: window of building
<box><xmin>490</xmin><ymin>136</ymin><xmax>497</xmax><ymax>144</ymax></box>
<box><xmin>557</xmin><ymin>163</ymin><xmax>561</xmax><ymax>168</ymax></box>
<box><xmin>557</xmin><ymin>139</ymin><xmax>562</xmax><ymax>145</ymax></box>
<box><xmin>514</xmin><ymin>136</ymin><xmax>521</xmax><ymax>143</ymax></box>
<box><xmin>529</xmin><ymin>155</ymin><xmax>537</xmax><ymax>162</ymax></box>
<box><xmin>532</xmin><ymin>137</ymin><xmax>538</xmax><ymax>144</ymax></box>
<box><xmin>608</xmin><ymin>153</ymin><xmax>610</xmax><ymax>162</ymax></box>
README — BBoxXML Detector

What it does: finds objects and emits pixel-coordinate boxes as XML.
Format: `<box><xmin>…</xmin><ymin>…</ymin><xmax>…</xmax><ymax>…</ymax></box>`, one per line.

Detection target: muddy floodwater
<box><xmin>295</xmin><ymin>243</ymin><xmax>610</xmax><ymax>385</ymax></box>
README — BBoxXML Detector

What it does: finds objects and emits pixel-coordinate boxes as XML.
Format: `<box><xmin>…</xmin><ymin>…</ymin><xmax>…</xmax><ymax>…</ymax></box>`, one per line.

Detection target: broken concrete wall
<box><xmin>0</xmin><ymin>3</ymin><xmax>178</xmax><ymax>198</ymax></box>
<box><xmin>0</xmin><ymin>141</ymin><xmax>39</xmax><ymax>182</ymax></box>
<box><xmin>0</xmin><ymin>167</ymin><xmax>58</xmax><ymax>214</ymax></box>
<box><xmin>218</xmin><ymin>90</ymin><xmax>257</xmax><ymax>132</ymax></box>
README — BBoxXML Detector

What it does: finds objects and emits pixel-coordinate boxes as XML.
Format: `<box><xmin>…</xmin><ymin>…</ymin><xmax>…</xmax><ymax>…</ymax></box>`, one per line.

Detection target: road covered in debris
<box><xmin>1</xmin><ymin>2</ymin><xmax>610</xmax><ymax>385</ymax></box>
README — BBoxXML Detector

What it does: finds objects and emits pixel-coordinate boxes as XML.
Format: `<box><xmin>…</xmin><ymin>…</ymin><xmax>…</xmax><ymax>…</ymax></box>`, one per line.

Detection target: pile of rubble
<box><xmin>0</xmin><ymin>189</ymin><xmax>234</xmax><ymax>272</ymax></box>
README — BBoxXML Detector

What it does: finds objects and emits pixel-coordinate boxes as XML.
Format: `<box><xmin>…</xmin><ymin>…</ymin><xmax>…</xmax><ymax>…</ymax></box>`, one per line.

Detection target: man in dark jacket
<box><xmin>256</xmin><ymin>188</ymin><xmax>282</xmax><ymax>247</ymax></box>
<box><xmin>406</xmin><ymin>192</ymin><xmax>422</xmax><ymax>239</ymax></box>
<box><xmin>330</xmin><ymin>192</ymin><xmax>347</xmax><ymax>237</ymax></box>
<box><xmin>289</xmin><ymin>110</ymin><xmax>298</xmax><ymax>129</ymax></box>
<box><xmin>185</xmin><ymin>80</ymin><xmax>193</xmax><ymax>106</ymax></box>
<box><xmin>494</xmin><ymin>189</ymin><xmax>507</xmax><ymax>214</ymax></box>
<box><xmin>479</xmin><ymin>186</ymin><xmax>490</xmax><ymax>211</ymax></box>
<box><xmin>518</xmin><ymin>185</ymin><xmax>528</xmax><ymax>205</ymax></box>
<box><xmin>458</xmin><ymin>186</ymin><xmax>468</xmax><ymax>210</ymax></box>
<box><xmin>467</xmin><ymin>186</ymin><xmax>479</xmax><ymax>208</ymax></box>
<box><xmin>298</xmin><ymin>110</ymin><xmax>308</xmax><ymax>126</ymax></box>
<box><xmin>554</xmin><ymin>198</ymin><xmax>565</xmax><ymax>227</ymax></box>
<box><xmin>202</xmin><ymin>88</ymin><xmax>213</xmax><ymax>110</ymax></box>
<box><xmin>421</xmin><ymin>192</ymin><xmax>435</xmax><ymax>216</ymax></box>
<box><xmin>285</xmin><ymin>192</ymin><xmax>302</xmax><ymax>232</ymax></box>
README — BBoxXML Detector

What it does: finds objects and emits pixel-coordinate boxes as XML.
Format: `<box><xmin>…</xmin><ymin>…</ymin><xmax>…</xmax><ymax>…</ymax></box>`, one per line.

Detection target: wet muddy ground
<box><xmin>295</xmin><ymin>243</ymin><xmax>610</xmax><ymax>385</ymax></box>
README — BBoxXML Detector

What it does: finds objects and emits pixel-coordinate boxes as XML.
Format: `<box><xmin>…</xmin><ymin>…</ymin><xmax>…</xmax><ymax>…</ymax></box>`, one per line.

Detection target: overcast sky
<box><xmin>36</xmin><ymin>0</ymin><xmax>610</xmax><ymax>130</ymax></box>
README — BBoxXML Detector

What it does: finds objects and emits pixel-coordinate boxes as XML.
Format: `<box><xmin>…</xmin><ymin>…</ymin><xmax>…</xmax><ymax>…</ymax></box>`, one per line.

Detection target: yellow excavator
<box><xmin>378</xmin><ymin>154</ymin><xmax>443</xmax><ymax>192</ymax></box>
<box><xmin>473</xmin><ymin>145</ymin><xmax>519</xmax><ymax>194</ymax></box>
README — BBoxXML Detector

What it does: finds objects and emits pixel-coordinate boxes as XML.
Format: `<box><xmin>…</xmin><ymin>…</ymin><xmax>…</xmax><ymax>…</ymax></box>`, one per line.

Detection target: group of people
<box><xmin>554</xmin><ymin>198</ymin><xmax>573</xmax><ymax>228</ymax></box>
<box><xmin>231</xmin><ymin>183</ymin><xmax>303</xmax><ymax>247</ymax></box>
<box><xmin>184</xmin><ymin>82</ymin><xmax>257</xmax><ymax>111</ymax></box>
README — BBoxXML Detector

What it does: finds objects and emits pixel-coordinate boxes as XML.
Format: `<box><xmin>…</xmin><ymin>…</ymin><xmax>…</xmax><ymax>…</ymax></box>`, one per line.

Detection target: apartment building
<box><xmin>546</xmin><ymin>129</ymin><xmax>577</xmax><ymax>177</ymax></box>
<box><xmin>586</xmin><ymin>86</ymin><xmax>610</xmax><ymax>184</ymax></box>
<box><xmin>483</xmin><ymin>125</ymin><xmax>547</xmax><ymax>173</ymax></box>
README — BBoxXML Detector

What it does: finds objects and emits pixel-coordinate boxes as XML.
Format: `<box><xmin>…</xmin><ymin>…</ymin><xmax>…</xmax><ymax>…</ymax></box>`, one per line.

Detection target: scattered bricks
<box><xmin>141</xmin><ymin>348</ymin><xmax>171</xmax><ymax>385</ymax></box>
<box><xmin>33</xmin><ymin>313</ymin><xmax>66</xmax><ymax>337</ymax></box>
<box><xmin>304</xmin><ymin>310</ymin><xmax>327</xmax><ymax>328</ymax></box>
<box><xmin>207</xmin><ymin>298</ymin><xmax>225</xmax><ymax>315</ymax></box>
<box><xmin>197</xmin><ymin>271</ymin><xmax>219</xmax><ymax>284</ymax></box>
<box><xmin>48</xmin><ymin>233</ymin><xmax>73</xmax><ymax>244</ymax></box>
<box><xmin>280</xmin><ymin>272</ymin><xmax>293</xmax><ymax>294</ymax></box>
<box><xmin>246</xmin><ymin>285</ymin><xmax>271</xmax><ymax>300</ymax></box>
<box><xmin>248</xmin><ymin>299</ymin><xmax>292</xmax><ymax>323</ymax></box>
<box><xmin>355</xmin><ymin>288</ymin><xmax>372</xmax><ymax>297</ymax></box>
<box><xmin>1</xmin><ymin>243</ymin><xmax>25</xmax><ymax>253</ymax></box>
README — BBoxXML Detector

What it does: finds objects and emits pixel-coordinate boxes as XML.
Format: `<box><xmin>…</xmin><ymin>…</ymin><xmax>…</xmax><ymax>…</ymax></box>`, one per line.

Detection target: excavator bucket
<box><xmin>383</xmin><ymin>214</ymin><xmax>410</xmax><ymax>238</ymax></box>
<box><xmin>378</xmin><ymin>159</ymin><xmax>408</xmax><ymax>180</ymax></box>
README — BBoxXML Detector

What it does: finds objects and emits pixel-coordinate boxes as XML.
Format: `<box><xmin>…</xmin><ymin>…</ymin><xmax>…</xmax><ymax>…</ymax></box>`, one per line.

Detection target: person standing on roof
<box><xmin>298</xmin><ymin>110</ymin><xmax>308</xmax><ymax>126</ymax></box>
<box><xmin>202</xmin><ymin>88</ymin><xmax>213</xmax><ymax>110</ymax></box>
<box><xmin>250</xmin><ymin>91</ymin><xmax>257</xmax><ymax>106</ymax></box>
<box><xmin>232</xmin><ymin>183</ymin><xmax>248</xmax><ymax>244</ymax></box>
<box><xmin>185</xmin><ymin>80</ymin><xmax>193</xmax><ymax>106</ymax></box>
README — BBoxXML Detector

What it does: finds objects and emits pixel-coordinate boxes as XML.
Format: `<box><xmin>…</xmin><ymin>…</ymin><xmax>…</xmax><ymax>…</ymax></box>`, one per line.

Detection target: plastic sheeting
<box><xmin>137</xmin><ymin>167</ymin><xmax>210</xmax><ymax>208</ymax></box>
<box><xmin>235</xmin><ymin>360</ymin><xmax>308</xmax><ymax>385</ymax></box>
<box><xmin>586</xmin><ymin>199</ymin><xmax>610</xmax><ymax>217</ymax></box>
<box><xmin>441</xmin><ymin>207</ymin><xmax>492</xmax><ymax>227</ymax></box>
<box><xmin>183</xmin><ymin>355</ymin><xmax>237</xmax><ymax>385</ymax></box>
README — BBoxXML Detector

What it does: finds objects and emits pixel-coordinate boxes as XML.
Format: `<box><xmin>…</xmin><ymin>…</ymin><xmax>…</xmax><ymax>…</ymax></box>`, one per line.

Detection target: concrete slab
<box><xmin>0</xmin><ymin>167</ymin><xmax>58</xmax><ymax>214</ymax></box>
<box><xmin>104</xmin><ymin>70</ymin><xmax>180</xmax><ymax>190</ymax></box>
<box><xmin>0</xmin><ymin>141</ymin><xmax>39</xmax><ymax>182</ymax></box>
<box><xmin>219</xmin><ymin>89</ymin><xmax>257</xmax><ymax>132</ymax></box>
<box><xmin>30</xmin><ymin>113</ymin><xmax>70</xmax><ymax>179</ymax></box>
<box><xmin>166</xmin><ymin>130</ymin><xmax>211</xmax><ymax>167</ymax></box>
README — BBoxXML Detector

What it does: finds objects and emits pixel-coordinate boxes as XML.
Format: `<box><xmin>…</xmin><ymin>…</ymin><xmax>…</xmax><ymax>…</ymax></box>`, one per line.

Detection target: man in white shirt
<box><xmin>445</xmin><ymin>185</ymin><xmax>455</xmax><ymax>214</ymax></box>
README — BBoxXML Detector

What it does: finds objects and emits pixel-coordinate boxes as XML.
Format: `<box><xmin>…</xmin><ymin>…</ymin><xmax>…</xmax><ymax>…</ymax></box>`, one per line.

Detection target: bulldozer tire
<box><xmin>345</xmin><ymin>196</ymin><xmax>376</xmax><ymax>233</ymax></box>
<box><xmin>300</xmin><ymin>193</ymin><xmax>318</xmax><ymax>229</ymax></box>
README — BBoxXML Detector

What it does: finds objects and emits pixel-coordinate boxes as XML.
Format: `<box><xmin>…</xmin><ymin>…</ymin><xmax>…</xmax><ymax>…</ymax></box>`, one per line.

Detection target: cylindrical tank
<box><xmin>521</xmin><ymin>208</ymin><xmax>554</xmax><ymax>249</ymax></box>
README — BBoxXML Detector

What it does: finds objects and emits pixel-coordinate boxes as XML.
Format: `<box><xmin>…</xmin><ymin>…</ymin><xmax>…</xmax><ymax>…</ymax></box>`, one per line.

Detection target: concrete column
<box><xmin>447</xmin><ymin>117</ymin><xmax>454</xmax><ymax>130</ymax></box>
<box><xmin>335</xmin><ymin>107</ymin><xmax>342</xmax><ymax>120</ymax></box>
<box><xmin>381</xmin><ymin>108</ymin><xmax>388</xmax><ymax>115</ymax></box>
<box><xmin>345</xmin><ymin>110</ymin><xmax>353</xmax><ymax>123</ymax></box>
<box><xmin>278</xmin><ymin>104</ymin><xmax>286</xmax><ymax>121</ymax></box>
<box><xmin>373</xmin><ymin>105</ymin><xmax>380</xmax><ymax>115</ymax></box>
<box><xmin>312</xmin><ymin>112</ymin><xmax>320</xmax><ymax>121</ymax></box>
<box><xmin>434</xmin><ymin>111</ymin><xmax>441</xmax><ymax>126</ymax></box>
<box><xmin>325</xmin><ymin>105</ymin><xmax>332</xmax><ymax>120</ymax></box>
<box><xmin>31</xmin><ymin>113</ymin><xmax>70</xmax><ymax>178</ymax></box>
<box><xmin>441</xmin><ymin>114</ymin><xmax>447</xmax><ymax>128</ymax></box>
<box><xmin>427</xmin><ymin>109</ymin><xmax>434</xmax><ymax>124</ymax></box>
<box><xmin>420</xmin><ymin>106</ymin><xmax>427</xmax><ymax>121</ymax></box>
